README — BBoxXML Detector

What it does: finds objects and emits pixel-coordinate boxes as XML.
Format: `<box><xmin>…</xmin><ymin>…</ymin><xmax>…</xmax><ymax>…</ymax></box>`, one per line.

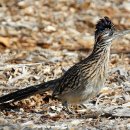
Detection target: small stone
<box><xmin>20</xmin><ymin>108</ymin><xmax>24</xmax><ymax>112</ymax></box>
<box><xmin>0</xmin><ymin>117</ymin><xmax>8</xmax><ymax>125</ymax></box>
<box><xmin>18</xmin><ymin>1</ymin><xmax>27</xmax><ymax>8</ymax></box>
<box><xmin>50</xmin><ymin>106</ymin><xmax>56</xmax><ymax>111</ymax></box>
<box><xmin>24</xmin><ymin>6</ymin><xmax>34</xmax><ymax>15</ymax></box>
<box><xmin>122</xmin><ymin>2</ymin><xmax>130</xmax><ymax>11</ymax></box>
<box><xmin>44</xmin><ymin>25</ymin><xmax>56</xmax><ymax>32</ymax></box>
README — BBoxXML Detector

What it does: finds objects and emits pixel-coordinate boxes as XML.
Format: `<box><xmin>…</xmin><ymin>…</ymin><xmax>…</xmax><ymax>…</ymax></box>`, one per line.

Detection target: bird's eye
<box><xmin>109</xmin><ymin>31</ymin><xmax>113</xmax><ymax>36</ymax></box>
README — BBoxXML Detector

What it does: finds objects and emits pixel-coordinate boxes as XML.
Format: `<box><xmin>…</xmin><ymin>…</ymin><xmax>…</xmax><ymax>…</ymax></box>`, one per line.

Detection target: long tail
<box><xmin>0</xmin><ymin>79</ymin><xmax>58</xmax><ymax>104</ymax></box>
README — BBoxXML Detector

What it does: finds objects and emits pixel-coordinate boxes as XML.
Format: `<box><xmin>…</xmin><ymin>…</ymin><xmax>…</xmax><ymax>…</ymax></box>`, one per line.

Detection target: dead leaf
<box><xmin>0</xmin><ymin>37</ymin><xmax>10</xmax><ymax>47</ymax></box>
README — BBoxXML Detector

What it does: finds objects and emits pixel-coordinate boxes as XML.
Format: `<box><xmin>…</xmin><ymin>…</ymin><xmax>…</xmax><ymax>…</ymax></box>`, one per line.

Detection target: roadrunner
<box><xmin>0</xmin><ymin>17</ymin><xmax>130</xmax><ymax>110</ymax></box>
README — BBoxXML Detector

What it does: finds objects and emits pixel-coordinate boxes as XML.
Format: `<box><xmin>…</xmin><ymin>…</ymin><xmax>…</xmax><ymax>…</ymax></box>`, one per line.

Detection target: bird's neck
<box><xmin>92</xmin><ymin>41</ymin><xmax>111</xmax><ymax>59</ymax></box>
<box><xmin>85</xmin><ymin>42</ymin><xmax>112</xmax><ymax>92</ymax></box>
<box><xmin>90</xmin><ymin>41</ymin><xmax>112</xmax><ymax>69</ymax></box>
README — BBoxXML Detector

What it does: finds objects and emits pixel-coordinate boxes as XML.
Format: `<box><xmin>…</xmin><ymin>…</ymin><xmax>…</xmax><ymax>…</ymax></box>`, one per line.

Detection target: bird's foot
<box><xmin>62</xmin><ymin>101</ymin><xmax>75</xmax><ymax>115</ymax></box>
<box><xmin>63</xmin><ymin>106</ymin><xmax>75</xmax><ymax>115</ymax></box>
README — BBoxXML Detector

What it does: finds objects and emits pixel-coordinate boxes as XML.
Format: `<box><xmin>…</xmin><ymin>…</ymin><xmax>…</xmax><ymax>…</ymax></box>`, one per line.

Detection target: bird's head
<box><xmin>95</xmin><ymin>17</ymin><xmax>130</xmax><ymax>46</ymax></box>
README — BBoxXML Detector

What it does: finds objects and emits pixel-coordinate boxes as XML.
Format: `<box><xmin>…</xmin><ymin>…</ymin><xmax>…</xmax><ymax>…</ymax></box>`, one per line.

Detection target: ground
<box><xmin>0</xmin><ymin>0</ymin><xmax>130</xmax><ymax>130</ymax></box>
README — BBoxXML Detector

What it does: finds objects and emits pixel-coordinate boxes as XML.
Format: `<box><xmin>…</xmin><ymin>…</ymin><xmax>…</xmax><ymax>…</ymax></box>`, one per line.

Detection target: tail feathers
<box><xmin>0</xmin><ymin>79</ymin><xmax>58</xmax><ymax>104</ymax></box>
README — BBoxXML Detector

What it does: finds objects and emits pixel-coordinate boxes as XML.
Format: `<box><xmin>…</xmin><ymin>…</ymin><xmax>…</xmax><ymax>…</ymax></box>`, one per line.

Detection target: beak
<box><xmin>113</xmin><ymin>29</ymin><xmax>130</xmax><ymax>39</ymax></box>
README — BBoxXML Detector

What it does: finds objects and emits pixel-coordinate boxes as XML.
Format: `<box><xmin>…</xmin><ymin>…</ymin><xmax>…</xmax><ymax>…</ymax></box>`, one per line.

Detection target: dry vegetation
<box><xmin>0</xmin><ymin>0</ymin><xmax>130</xmax><ymax>129</ymax></box>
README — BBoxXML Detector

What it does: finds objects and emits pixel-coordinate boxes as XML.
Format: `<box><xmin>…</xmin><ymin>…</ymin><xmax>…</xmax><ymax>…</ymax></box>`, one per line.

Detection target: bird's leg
<box><xmin>80</xmin><ymin>100</ymin><xmax>92</xmax><ymax>109</ymax></box>
<box><xmin>62</xmin><ymin>101</ymin><xmax>75</xmax><ymax>114</ymax></box>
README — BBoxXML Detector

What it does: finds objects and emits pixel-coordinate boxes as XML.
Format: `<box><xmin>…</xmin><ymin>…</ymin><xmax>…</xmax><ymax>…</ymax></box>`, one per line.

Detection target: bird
<box><xmin>0</xmin><ymin>17</ymin><xmax>130</xmax><ymax>112</ymax></box>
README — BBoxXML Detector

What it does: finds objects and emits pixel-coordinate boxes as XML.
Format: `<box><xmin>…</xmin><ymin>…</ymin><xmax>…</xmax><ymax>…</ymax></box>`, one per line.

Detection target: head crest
<box><xmin>95</xmin><ymin>17</ymin><xmax>115</xmax><ymax>36</ymax></box>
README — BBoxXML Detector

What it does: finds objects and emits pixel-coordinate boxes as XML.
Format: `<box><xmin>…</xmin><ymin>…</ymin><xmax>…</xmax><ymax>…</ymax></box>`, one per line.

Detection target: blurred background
<box><xmin>0</xmin><ymin>0</ymin><xmax>129</xmax><ymax>52</ymax></box>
